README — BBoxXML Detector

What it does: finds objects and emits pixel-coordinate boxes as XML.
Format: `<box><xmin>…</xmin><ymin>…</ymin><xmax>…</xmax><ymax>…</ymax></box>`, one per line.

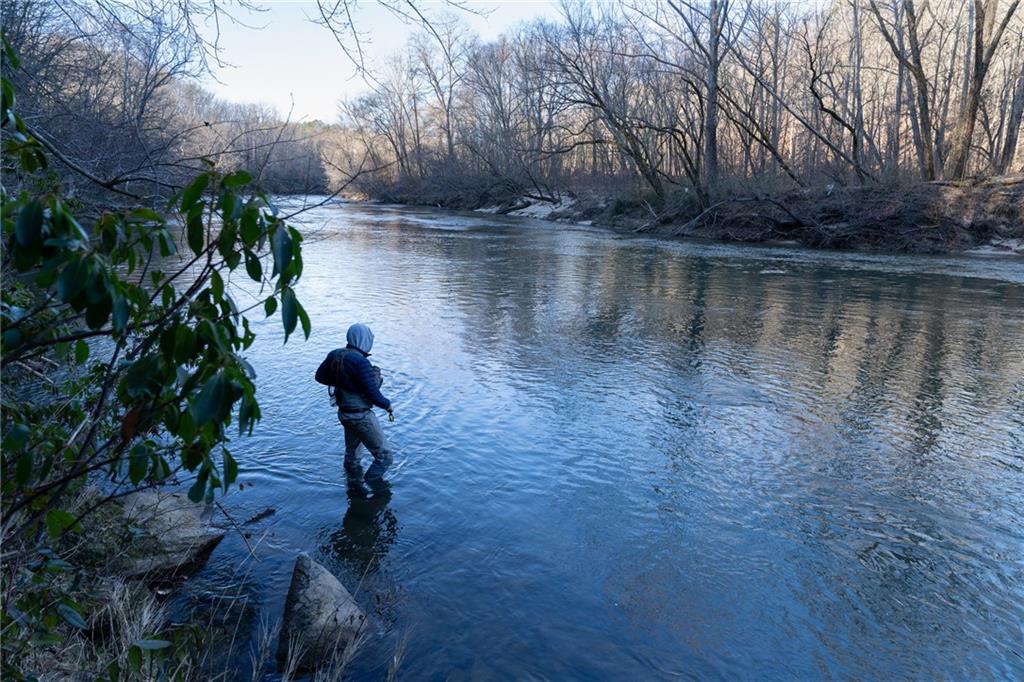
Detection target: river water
<box><xmin>193</xmin><ymin>202</ymin><xmax>1024</xmax><ymax>680</ymax></box>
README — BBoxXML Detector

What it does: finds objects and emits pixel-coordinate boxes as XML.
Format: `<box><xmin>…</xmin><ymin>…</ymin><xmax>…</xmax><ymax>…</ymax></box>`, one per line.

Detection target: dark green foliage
<box><xmin>0</xmin><ymin>37</ymin><xmax>311</xmax><ymax>679</ymax></box>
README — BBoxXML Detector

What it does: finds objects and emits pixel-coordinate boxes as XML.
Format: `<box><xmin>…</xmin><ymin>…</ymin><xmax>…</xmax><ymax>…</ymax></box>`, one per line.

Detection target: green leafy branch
<box><xmin>1</xmin><ymin>35</ymin><xmax>313</xmax><ymax>677</ymax></box>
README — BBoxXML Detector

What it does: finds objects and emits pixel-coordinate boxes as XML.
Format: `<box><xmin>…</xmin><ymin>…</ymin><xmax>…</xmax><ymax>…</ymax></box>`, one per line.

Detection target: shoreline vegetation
<box><xmin>1</xmin><ymin>33</ymin><xmax>362</xmax><ymax>675</ymax></box>
<box><xmin>326</xmin><ymin>2</ymin><xmax>1024</xmax><ymax>259</ymax></box>
<box><xmin>359</xmin><ymin>175</ymin><xmax>1024</xmax><ymax>255</ymax></box>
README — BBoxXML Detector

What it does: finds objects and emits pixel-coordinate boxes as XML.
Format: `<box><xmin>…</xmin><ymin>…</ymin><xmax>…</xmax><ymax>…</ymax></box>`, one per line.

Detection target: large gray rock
<box><xmin>118</xmin><ymin>490</ymin><xmax>224</xmax><ymax>578</ymax></box>
<box><xmin>277</xmin><ymin>554</ymin><xmax>368</xmax><ymax>671</ymax></box>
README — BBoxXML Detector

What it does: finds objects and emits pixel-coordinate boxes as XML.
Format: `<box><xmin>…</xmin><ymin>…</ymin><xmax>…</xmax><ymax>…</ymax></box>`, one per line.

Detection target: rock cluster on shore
<box><xmin>76</xmin><ymin>489</ymin><xmax>369</xmax><ymax>673</ymax></box>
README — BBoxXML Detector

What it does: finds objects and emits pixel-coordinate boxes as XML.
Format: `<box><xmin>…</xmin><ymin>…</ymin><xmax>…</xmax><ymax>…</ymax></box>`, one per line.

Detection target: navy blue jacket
<box><xmin>316</xmin><ymin>345</ymin><xmax>391</xmax><ymax>411</ymax></box>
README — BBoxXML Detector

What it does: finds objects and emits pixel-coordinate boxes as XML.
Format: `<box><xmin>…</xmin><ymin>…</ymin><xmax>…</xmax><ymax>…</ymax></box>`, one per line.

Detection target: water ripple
<box><xmin>193</xmin><ymin>203</ymin><xmax>1023</xmax><ymax>680</ymax></box>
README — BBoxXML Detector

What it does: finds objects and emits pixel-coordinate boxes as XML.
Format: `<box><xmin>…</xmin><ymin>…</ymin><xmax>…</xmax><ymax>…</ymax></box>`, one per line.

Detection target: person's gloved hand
<box><xmin>387</xmin><ymin>408</ymin><xmax>395</xmax><ymax>422</ymax></box>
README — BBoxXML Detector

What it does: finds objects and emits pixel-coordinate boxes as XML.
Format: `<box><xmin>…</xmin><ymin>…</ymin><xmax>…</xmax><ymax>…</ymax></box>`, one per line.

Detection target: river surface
<box><xmin>189</xmin><ymin>201</ymin><xmax>1024</xmax><ymax>680</ymax></box>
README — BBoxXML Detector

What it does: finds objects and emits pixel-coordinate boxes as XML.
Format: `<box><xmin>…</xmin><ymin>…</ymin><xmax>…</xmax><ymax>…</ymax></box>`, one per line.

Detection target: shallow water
<box><xmin>193</xmin><ymin>202</ymin><xmax>1024</xmax><ymax>680</ymax></box>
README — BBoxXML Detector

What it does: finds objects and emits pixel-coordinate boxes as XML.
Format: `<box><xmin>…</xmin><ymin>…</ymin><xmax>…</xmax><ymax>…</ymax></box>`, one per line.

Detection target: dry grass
<box><xmin>15</xmin><ymin>579</ymin><xmax>169</xmax><ymax>681</ymax></box>
<box><xmin>386</xmin><ymin>628</ymin><xmax>412</xmax><ymax>682</ymax></box>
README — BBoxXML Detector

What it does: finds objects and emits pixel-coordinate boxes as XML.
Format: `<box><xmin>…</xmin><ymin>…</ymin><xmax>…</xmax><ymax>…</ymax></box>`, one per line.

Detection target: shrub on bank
<box><xmin>1</xmin><ymin>38</ymin><xmax>310</xmax><ymax>679</ymax></box>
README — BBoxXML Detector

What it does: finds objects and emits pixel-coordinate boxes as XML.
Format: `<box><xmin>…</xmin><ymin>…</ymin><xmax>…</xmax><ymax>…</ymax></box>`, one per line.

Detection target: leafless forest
<box><xmin>3</xmin><ymin>0</ymin><xmax>1023</xmax><ymax>226</ymax></box>
<box><xmin>330</xmin><ymin>0</ymin><xmax>1024</xmax><ymax>214</ymax></box>
<box><xmin>1</xmin><ymin>0</ymin><xmax>331</xmax><ymax>203</ymax></box>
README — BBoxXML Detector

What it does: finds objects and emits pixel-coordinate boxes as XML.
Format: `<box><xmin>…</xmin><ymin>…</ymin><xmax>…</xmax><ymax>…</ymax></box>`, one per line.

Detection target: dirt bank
<box><xmin>479</xmin><ymin>177</ymin><xmax>1024</xmax><ymax>255</ymax></box>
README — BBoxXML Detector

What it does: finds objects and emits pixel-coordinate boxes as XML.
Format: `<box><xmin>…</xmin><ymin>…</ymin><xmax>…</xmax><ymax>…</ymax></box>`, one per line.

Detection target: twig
<box><xmin>214</xmin><ymin>501</ymin><xmax>259</xmax><ymax>561</ymax></box>
<box><xmin>12</xmin><ymin>361</ymin><xmax>54</xmax><ymax>385</ymax></box>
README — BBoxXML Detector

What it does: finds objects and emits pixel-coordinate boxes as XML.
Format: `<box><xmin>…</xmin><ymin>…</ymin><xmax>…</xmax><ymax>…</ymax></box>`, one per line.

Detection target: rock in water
<box><xmin>277</xmin><ymin>554</ymin><xmax>367</xmax><ymax>671</ymax></box>
<box><xmin>119</xmin><ymin>490</ymin><xmax>224</xmax><ymax>578</ymax></box>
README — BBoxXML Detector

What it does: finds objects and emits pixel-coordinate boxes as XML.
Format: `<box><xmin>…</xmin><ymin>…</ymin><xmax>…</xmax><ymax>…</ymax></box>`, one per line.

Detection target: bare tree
<box><xmin>324</xmin><ymin>0</ymin><xmax>1024</xmax><ymax>208</ymax></box>
<box><xmin>944</xmin><ymin>0</ymin><xmax>1021</xmax><ymax>178</ymax></box>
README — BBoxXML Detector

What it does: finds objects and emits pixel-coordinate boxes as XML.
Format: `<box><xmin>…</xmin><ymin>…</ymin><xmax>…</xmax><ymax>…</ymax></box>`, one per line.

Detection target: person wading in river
<box><xmin>315</xmin><ymin>323</ymin><xmax>395</xmax><ymax>481</ymax></box>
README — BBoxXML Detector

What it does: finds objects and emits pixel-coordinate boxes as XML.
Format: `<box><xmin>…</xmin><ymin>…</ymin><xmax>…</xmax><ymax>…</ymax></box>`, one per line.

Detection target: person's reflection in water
<box><xmin>326</xmin><ymin>460</ymin><xmax>399</xmax><ymax>579</ymax></box>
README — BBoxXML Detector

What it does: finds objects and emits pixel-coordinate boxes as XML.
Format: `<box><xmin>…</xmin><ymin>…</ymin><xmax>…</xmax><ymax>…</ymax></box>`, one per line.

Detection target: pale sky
<box><xmin>202</xmin><ymin>1</ymin><xmax>563</xmax><ymax>123</ymax></box>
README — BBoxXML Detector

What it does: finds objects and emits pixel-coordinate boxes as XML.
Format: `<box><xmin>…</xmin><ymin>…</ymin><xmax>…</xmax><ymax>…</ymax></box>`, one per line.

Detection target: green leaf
<box><xmin>210</xmin><ymin>270</ymin><xmax>224</xmax><ymax>300</ymax></box>
<box><xmin>263</xmin><ymin>297</ymin><xmax>277</xmax><ymax>317</ymax></box>
<box><xmin>54</xmin><ymin>202</ymin><xmax>86</xmax><ymax>241</ymax></box>
<box><xmin>188</xmin><ymin>467</ymin><xmax>209</xmax><ymax>502</ymax></box>
<box><xmin>187</xmin><ymin>213</ymin><xmax>204</xmax><ymax>256</ymax></box>
<box><xmin>221</xmin><ymin>191</ymin><xmax>237</xmax><ymax>222</ymax></box>
<box><xmin>127</xmin><ymin>645</ymin><xmax>142</xmax><ymax>673</ymax></box>
<box><xmin>181</xmin><ymin>444</ymin><xmax>202</xmax><ymax>470</ymax></box>
<box><xmin>15</xmin><ymin>451</ymin><xmax>32</xmax><ymax>484</ymax></box>
<box><xmin>238</xmin><ymin>394</ymin><xmax>260</xmax><ymax>435</ymax></box>
<box><xmin>1</xmin><ymin>77</ymin><xmax>15</xmax><ymax>119</ymax></box>
<box><xmin>270</xmin><ymin>226</ymin><xmax>292</xmax><ymax>277</ymax></box>
<box><xmin>20</xmin><ymin>147</ymin><xmax>39</xmax><ymax>172</ymax></box>
<box><xmin>191</xmin><ymin>372</ymin><xmax>228</xmax><ymax>426</ymax></box>
<box><xmin>45</xmin><ymin>509</ymin><xmax>79</xmax><ymax>538</ymax></box>
<box><xmin>239</xmin><ymin>209</ymin><xmax>260</xmax><ymax>246</ymax></box>
<box><xmin>226</xmin><ymin>293</ymin><xmax>240</xmax><ymax>319</ymax></box>
<box><xmin>178</xmin><ymin>410</ymin><xmax>196</xmax><ymax>443</ymax></box>
<box><xmin>122</xmin><ymin>355</ymin><xmax>161</xmax><ymax>399</ymax></box>
<box><xmin>171</xmin><ymin>325</ymin><xmax>193</xmax><ymax>364</ymax></box>
<box><xmin>4</xmin><ymin>422</ymin><xmax>30</xmax><ymax>451</ymax></box>
<box><xmin>56</xmin><ymin>257</ymin><xmax>88</xmax><ymax>302</ymax></box>
<box><xmin>157</xmin><ymin>231</ymin><xmax>174</xmax><ymax>257</ymax></box>
<box><xmin>111</xmin><ymin>294</ymin><xmax>129</xmax><ymax>333</ymax></box>
<box><xmin>33</xmin><ymin>148</ymin><xmax>48</xmax><ymax>171</ymax></box>
<box><xmin>74</xmin><ymin>339</ymin><xmax>90</xmax><ymax>364</ymax></box>
<box><xmin>297</xmin><ymin>299</ymin><xmax>311</xmax><ymax>340</ymax></box>
<box><xmin>244</xmin><ymin>250</ymin><xmax>262</xmax><ymax>282</ymax></box>
<box><xmin>155</xmin><ymin>456</ymin><xmax>172</xmax><ymax>480</ymax></box>
<box><xmin>128</xmin><ymin>208</ymin><xmax>162</xmax><ymax>224</ymax></box>
<box><xmin>223</xmin><ymin>450</ymin><xmax>238</xmax><ymax>486</ymax></box>
<box><xmin>180</xmin><ymin>173</ymin><xmax>210</xmax><ymax>213</ymax></box>
<box><xmin>2</xmin><ymin>327</ymin><xmax>23</xmax><ymax>349</ymax></box>
<box><xmin>3</xmin><ymin>35</ymin><xmax>21</xmax><ymax>68</ymax></box>
<box><xmin>222</xmin><ymin>170</ymin><xmax>252</xmax><ymax>187</ymax></box>
<box><xmin>15</xmin><ymin>200</ymin><xmax>44</xmax><ymax>249</ymax></box>
<box><xmin>128</xmin><ymin>446</ymin><xmax>148</xmax><ymax>484</ymax></box>
<box><xmin>85</xmin><ymin>298</ymin><xmax>112</xmax><ymax>329</ymax></box>
<box><xmin>218</xmin><ymin>223</ymin><xmax>237</xmax><ymax>260</ymax></box>
<box><xmin>133</xmin><ymin>639</ymin><xmax>172</xmax><ymax>650</ymax></box>
<box><xmin>281</xmin><ymin>288</ymin><xmax>297</xmax><ymax>341</ymax></box>
<box><xmin>58</xmin><ymin>603</ymin><xmax>86</xmax><ymax>629</ymax></box>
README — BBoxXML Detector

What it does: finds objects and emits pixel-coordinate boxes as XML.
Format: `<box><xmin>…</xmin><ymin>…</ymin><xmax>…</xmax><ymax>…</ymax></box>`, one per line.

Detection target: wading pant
<box><xmin>340</xmin><ymin>410</ymin><xmax>393</xmax><ymax>480</ymax></box>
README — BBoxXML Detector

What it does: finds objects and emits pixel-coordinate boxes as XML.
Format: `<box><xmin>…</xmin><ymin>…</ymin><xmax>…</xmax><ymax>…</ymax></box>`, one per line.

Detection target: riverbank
<box><xmin>1</xmin><ymin>480</ymin><xmax>365</xmax><ymax>679</ymax></box>
<box><xmin>463</xmin><ymin>177</ymin><xmax>1024</xmax><ymax>255</ymax></box>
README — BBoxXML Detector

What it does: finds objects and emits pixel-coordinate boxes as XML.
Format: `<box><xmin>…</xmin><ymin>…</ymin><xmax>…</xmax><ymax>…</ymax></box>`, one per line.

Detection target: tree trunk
<box><xmin>945</xmin><ymin>0</ymin><xmax>1022</xmax><ymax>179</ymax></box>
<box><xmin>704</xmin><ymin>0</ymin><xmax>721</xmax><ymax>194</ymax></box>
<box><xmin>904</xmin><ymin>1</ymin><xmax>938</xmax><ymax>179</ymax></box>
<box><xmin>996</xmin><ymin>58</ymin><xmax>1024</xmax><ymax>173</ymax></box>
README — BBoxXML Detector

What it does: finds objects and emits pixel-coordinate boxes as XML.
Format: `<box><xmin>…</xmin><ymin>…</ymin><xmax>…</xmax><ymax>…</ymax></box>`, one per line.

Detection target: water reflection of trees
<box><xmin>346</xmin><ymin>218</ymin><xmax>1024</xmax><ymax>432</ymax></box>
<box><xmin>343</xmin><ymin>216</ymin><xmax>1024</xmax><ymax>426</ymax></box>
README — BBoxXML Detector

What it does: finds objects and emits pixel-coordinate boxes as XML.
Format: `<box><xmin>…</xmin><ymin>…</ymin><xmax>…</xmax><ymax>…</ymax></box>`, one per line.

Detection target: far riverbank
<box><xmin>367</xmin><ymin>176</ymin><xmax>1024</xmax><ymax>256</ymax></box>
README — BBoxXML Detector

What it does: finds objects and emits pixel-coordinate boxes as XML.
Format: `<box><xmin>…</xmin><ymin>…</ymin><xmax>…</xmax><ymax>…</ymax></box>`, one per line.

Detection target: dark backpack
<box><xmin>315</xmin><ymin>349</ymin><xmax>382</xmax><ymax>405</ymax></box>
